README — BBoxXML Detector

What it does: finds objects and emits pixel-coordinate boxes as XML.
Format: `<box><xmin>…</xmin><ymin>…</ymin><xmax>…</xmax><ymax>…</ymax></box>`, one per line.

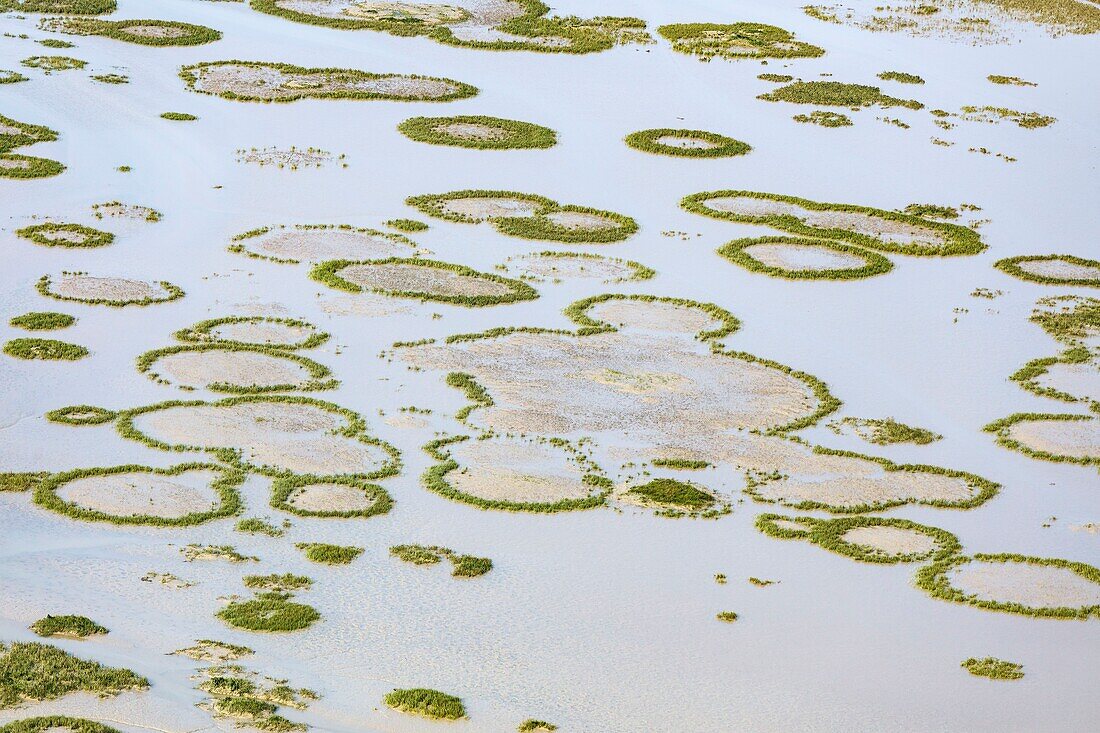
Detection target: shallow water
<box><xmin>1</xmin><ymin>1</ymin><xmax>1099</xmax><ymax>731</ymax></box>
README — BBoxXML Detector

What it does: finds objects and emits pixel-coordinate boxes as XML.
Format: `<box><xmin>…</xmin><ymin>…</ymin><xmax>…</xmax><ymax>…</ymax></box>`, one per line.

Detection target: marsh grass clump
<box><xmin>173</xmin><ymin>640</ymin><xmax>253</xmax><ymax>662</ymax></box>
<box><xmin>90</xmin><ymin>74</ymin><xmax>128</xmax><ymax>84</ymax></box>
<box><xmin>37</xmin><ymin>39</ymin><xmax>74</xmax><ymax>49</ymax></box>
<box><xmin>45</xmin><ymin>404</ymin><xmax>115</xmax><ymax>425</ymax></box>
<box><xmin>39</xmin><ymin>17</ymin><xmax>222</xmax><ymax>46</ymax></box>
<box><xmin>0</xmin><ymin>641</ymin><xmax>148</xmax><ymax>708</ymax></box>
<box><xmin>295</xmin><ymin>543</ymin><xmax>362</xmax><ymax>565</ymax></box>
<box><xmin>243</xmin><ymin>574</ymin><xmax>312</xmax><ymax>593</ymax></box>
<box><xmin>398</xmin><ymin>115</ymin><xmax>557</xmax><ymax>150</ymax></box>
<box><xmin>760</xmin><ymin>80</ymin><xmax>923</xmax><ymax>110</ymax></box>
<box><xmin>518</xmin><ymin>720</ymin><xmax>557</xmax><ymax>732</ymax></box>
<box><xmin>651</xmin><ymin>458</ymin><xmax>710</xmax><ymax>470</ymax></box>
<box><xmin>0</xmin><ymin>717</ymin><xmax>121</xmax><ymax>733</ymax></box>
<box><xmin>748</xmin><ymin>577</ymin><xmax>776</xmax><ymax>587</ymax></box>
<box><xmin>383</xmin><ymin>688</ymin><xmax>466</xmax><ymax>720</ymax></box>
<box><xmin>718</xmin><ymin>236</ymin><xmax>893</xmax><ymax>280</ymax></box>
<box><xmin>198</xmin><ymin>665</ymin><xmax>316</xmax><ymax>731</ymax></box>
<box><xmin>0</xmin><ymin>69</ymin><xmax>30</xmax><ymax>84</ymax></box>
<box><xmin>4</xmin><ymin>1</ymin><xmax>116</xmax><ymax>13</ymax></box>
<box><xmin>183</xmin><ymin>544</ymin><xmax>258</xmax><ymax>563</ymax></box>
<box><xmin>961</xmin><ymin>657</ymin><xmax>1024</xmax><ymax>680</ymax></box>
<box><xmin>217</xmin><ymin>592</ymin><xmax>320</xmax><ymax>632</ymax></box>
<box><xmin>827</xmin><ymin>416</ymin><xmax>942</xmax><ymax>445</ymax></box>
<box><xmin>30</xmin><ymin>614</ymin><xmax>107</xmax><ymax>638</ymax></box>
<box><xmin>16</xmin><ymin>222</ymin><xmax>113</xmax><ymax>248</ymax></box>
<box><xmin>4</xmin><ymin>338</ymin><xmax>88</xmax><ymax>361</ymax></box>
<box><xmin>37</xmin><ymin>273</ymin><xmax>184</xmax><ymax>307</ymax></box>
<box><xmin>716</xmin><ymin>611</ymin><xmax>739</xmax><ymax>623</ymax></box>
<box><xmin>758</xmin><ymin>73</ymin><xmax>793</xmax><ymax>82</ymax></box>
<box><xmin>160</xmin><ymin>111</ymin><xmax>197</xmax><ymax>121</ymax></box>
<box><xmin>792</xmin><ymin>110</ymin><xmax>853</xmax><ymax>127</ymax></box>
<box><xmin>20</xmin><ymin>55</ymin><xmax>85</xmax><ymax>72</ymax></box>
<box><xmin>624</xmin><ymin>128</ymin><xmax>751</xmax><ymax>158</ymax></box>
<box><xmin>0</xmin><ymin>113</ymin><xmax>63</xmax><ymax>179</ymax></box>
<box><xmin>627</xmin><ymin>478</ymin><xmax>715</xmax><ymax>510</ymax></box>
<box><xmin>1</xmin><ymin>472</ymin><xmax>48</xmax><ymax>492</ymax></box>
<box><xmin>904</xmin><ymin>203</ymin><xmax>959</xmax><ymax>219</ymax></box>
<box><xmin>236</xmin><ymin>518</ymin><xmax>284</xmax><ymax>537</ymax></box>
<box><xmin>386</xmin><ymin>218</ymin><xmax>427</xmax><ymax>232</ymax></box>
<box><xmin>9</xmin><ymin>312</ymin><xmax>75</xmax><ymax>330</ymax></box>
<box><xmin>658</xmin><ymin>22</ymin><xmax>824</xmax><ymax>61</ymax></box>
<box><xmin>390</xmin><ymin>544</ymin><xmax>493</xmax><ymax>578</ymax></box>
<box><xmin>994</xmin><ymin>254</ymin><xmax>1100</xmax><ymax>287</ymax></box>
<box><xmin>175</xmin><ymin>315</ymin><xmax>328</xmax><ymax>350</ymax></box>
<box><xmin>988</xmin><ymin>75</ymin><xmax>1035</xmax><ymax>86</ymax></box>
<box><xmin>877</xmin><ymin>70</ymin><xmax>925</xmax><ymax>84</ymax></box>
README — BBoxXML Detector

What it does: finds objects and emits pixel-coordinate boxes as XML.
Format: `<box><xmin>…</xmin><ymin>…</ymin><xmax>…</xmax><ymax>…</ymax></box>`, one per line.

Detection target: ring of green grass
<box><xmin>0</xmin><ymin>69</ymin><xmax>30</xmax><ymax>84</ymax></box>
<box><xmin>179</xmin><ymin>60</ymin><xmax>478</xmax><ymax>104</ymax></box>
<box><xmin>45</xmin><ymin>404</ymin><xmax>115</xmax><ymax>425</ymax></box>
<box><xmin>756</xmin><ymin>513</ymin><xmax>961</xmax><ymax>563</ymax></box>
<box><xmin>37</xmin><ymin>273</ymin><xmax>185</xmax><ymax>307</ymax></box>
<box><xmin>383</xmin><ymin>688</ymin><xmax>466</xmax><ymax>720</ymax></box>
<box><xmin>310</xmin><ymin>256</ymin><xmax>538</xmax><ymax>307</ymax></box>
<box><xmin>0</xmin><ymin>641</ymin><xmax>148</xmax><ymax>709</ymax></box>
<box><xmin>174</xmin><ymin>315</ymin><xmax>329</xmax><ymax>350</ymax></box>
<box><xmin>270</xmin><ymin>474</ymin><xmax>393</xmax><ymax>518</ymax></box>
<box><xmin>682</xmin><ymin>189</ymin><xmax>985</xmax><ymax>256</ymax></box>
<box><xmin>624</xmin><ymin>128</ymin><xmax>751</xmax><ymax>158</ymax></box>
<box><xmin>20</xmin><ymin>55</ymin><xmax>86</xmax><ymax>72</ymax></box>
<box><xmin>5</xmin><ymin>0</ymin><xmax>116</xmax><ymax>13</ymax></box>
<box><xmin>398</xmin><ymin>115</ymin><xmax>557</xmax><ymax>150</ymax></box>
<box><xmin>386</xmin><ymin>218</ymin><xmax>428</xmax><ymax>232</ymax></box>
<box><xmin>994</xmin><ymin>254</ymin><xmax>1100</xmax><ymax>287</ymax></box>
<box><xmin>1</xmin><ymin>472</ymin><xmax>49</xmax><ymax>493</ymax></box>
<box><xmin>217</xmin><ymin>592</ymin><xmax>320</xmax><ymax>632</ymax></box>
<box><xmin>136</xmin><ymin>342</ymin><xmax>337</xmax><ymax>393</ymax></box>
<box><xmin>718</xmin><ymin>236</ymin><xmax>893</xmax><ymax>280</ymax></box>
<box><xmin>504</xmin><ymin>250</ymin><xmax>655</xmax><ymax>283</ymax></box>
<box><xmin>33</xmin><ymin>462</ymin><xmax>245</xmax><ymax>526</ymax></box>
<box><xmin>41</xmin><ymin>18</ymin><xmax>222</xmax><ymax>46</ymax></box>
<box><xmin>16</xmin><ymin>222</ymin><xmax>114</xmax><ymax>248</ymax></box>
<box><xmin>917</xmin><ymin>553</ymin><xmax>1100</xmax><ymax>619</ymax></box>
<box><xmin>657</xmin><ymin>22</ymin><xmax>824</xmax><ymax>60</ymax></box>
<box><xmin>982</xmin><ymin>412</ymin><xmax>1098</xmax><ymax>465</ymax></box>
<box><xmin>4</xmin><ymin>338</ymin><xmax>88</xmax><ymax>360</ymax></box>
<box><xmin>0</xmin><ymin>113</ymin><xmax>58</xmax><ymax>151</ymax></box>
<box><xmin>228</xmin><ymin>223</ymin><xmax>416</xmax><ymax>264</ymax></box>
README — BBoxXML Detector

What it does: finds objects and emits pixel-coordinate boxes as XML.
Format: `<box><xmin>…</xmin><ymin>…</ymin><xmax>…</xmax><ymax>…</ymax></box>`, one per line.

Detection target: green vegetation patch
<box><xmin>0</xmin><ymin>641</ymin><xmax>148</xmax><ymax>708</ymax></box>
<box><xmin>988</xmin><ymin>75</ymin><xmax>1035</xmax><ymax>86</ymax></box>
<box><xmin>624</xmin><ymin>128</ymin><xmax>751</xmax><ymax>158</ymax></box>
<box><xmin>627</xmin><ymin>478</ymin><xmax>715</xmax><ymax>510</ymax></box>
<box><xmin>398</xmin><ymin>115</ymin><xmax>556</xmax><ymax>150</ymax></box>
<box><xmin>718</xmin><ymin>236</ymin><xmax>893</xmax><ymax>280</ymax></box>
<box><xmin>271</xmin><ymin>474</ymin><xmax>392</xmax><ymax>518</ymax></box>
<box><xmin>877</xmin><ymin>70</ymin><xmax>925</xmax><ymax>84</ymax></box>
<box><xmin>995</xmin><ymin>254</ymin><xmax>1100</xmax><ymax>287</ymax></box>
<box><xmin>961</xmin><ymin>657</ymin><xmax>1024</xmax><ymax>680</ymax></box>
<box><xmin>383</xmin><ymin>687</ymin><xmax>466</xmax><ymax>720</ymax></box>
<box><xmin>0</xmin><ymin>70</ymin><xmax>30</xmax><ymax>84</ymax></box>
<box><xmin>2</xmin><ymin>1</ymin><xmax>116</xmax><ymax>14</ymax></box>
<box><xmin>682</xmin><ymin>189</ymin><xmax>985</xmax><ymax>257</ymax></box>
<box><xmin>39</xmin><ymin>17</ymin><xmax>222</xmax><ymax>46</ymax></box>
<box><xmin>0</xmin><ymin>718</ymin><xmax>121</xmax><ymax>733</ymax></box>
<box><xmin>30</xmin><ymin>614</ymin><xmax>107</xmax><ymax>638</ymax></box>
<box><xmin>37</xmin><ymin>273</ymin><xmax>184</xmax><ymax>307</ymax></box>
<box><xmin>982</xmin><ymin>412</ymin><xmax>1098</xmax><ymax>466</ymax></box>
<box><xmin>243</xmin><ymin>574</ymin><xmax>312</xmax><ymax>592</ymax></box>
<box><xmin>407</xmin><ymin>189</ymin><xmax>638</xmax><ymax>244</ymax></box>
<box><xmin>756</xmin><ymin>513</ymin><xmax>960</xmax><ymax>563</ymax></box>
<box><xmin>236</xmin><ymin>517</ymin><xmax>284</xmax><ymax>537</ymax></box>
<box><xmin>161</xmin><ymin>111</ymin><xmax>198</xmax><ymax>121</ymax></box>
<box><xmin>295</xmin><ymin>543</ymin><xmax>363</xmax><ymax>565</ymax></box>
<box><xmin>16</xmin><ymin>222</ymin><xmax>113</xmax><ymax>248</ymax></box>
<box><xmin>45</xmin><ymin>404</ymin><xmax>115</xmax><ymax>425</ymax></box>
<box><xmin>518</xmin><ymin>720</ymin><xmax>557</xmax><ymax>732</ymax></box>
<box><xmin>1030</xmin><ymin>295</ymin><xmax>1099</xmax><ymax>345</ymax></box>
<box><xmin>904</xmin><ymin>203</ymin><xmax>959</xmax><ymax>219</ymax></box>
<box><xmin>20</xmin><ymin>55</ymin><xmax>85</xmax><ymax>72</ymax></box>
<box><xmin>651</xmin><ymin>458</ymin><xmax>710</xmax><ymax>469</ymax></box>
<box><xmin>389</xmin><ymin>544</ymin><xmax>493</xmax><ymax>578</ymax></box>
<box><xmin>759</xmin><ymin>80</ymin><xmax>923</xmax><ymax>110</ymax></box>
<box><xmin>175</xmin><ymin>315</ymin><xmax>329</xmax><ymax>350</ymax></box>
<box><xmin>793</xmin><ymin>110</ymin><xmax>853</xmax><ymax>127</ymax></box>
<box><xmin>827</xmin><ymin>416</ymin><xmax>942</xmax><ymax>444</ymax></box>
<box><xmin>4</xmin><ymin>338</ymin><xmax>87</xmax><ymax>360</ymax></box>
<box><xmin>310</xmin><ymin>257</ymin><xmax>538</xmax><ymax>307</ymax></box>
<box><xmin>9</xmin><ymin>311</ymin><xmax>75</xmax><ymax>330</ymax></box>
<box><xmin>758</xmin><ymin>73</ymin><xmax>793</xmax><ymax>82</ymax></box>
<box><xmin>90</xmin><ymin>73</ymin><xmax>127</xmax><ymax>84</ymax></box>
<box><xmin>386</xmin><ymin>218</ymin><xmax>427</xmax><ymax>232</ymax></box>
<box><xmin>716</xmin><ymin>611</ymin><xmax>739</xmax><ymax>623</ymax></box>
<box><xmin>658</xmin><ymin>22</ymin><xmax>824</xmax><ymax>61</ymax></box>
<box><xmin>217</xmin><ymin>592</ymin><xmax>320</xmax><ymax>632</ymax></box>
<box><xmin>0</xmin><ymin>113</ymin><xmax>63</xmax><ymax>179</ymax></box>
<box><xmin>1</xmin><ymin>472</ymin><xmax>48</xmax><ymax>492</ymax></box>
<box><xmin>34</xmin><ymin>462</ymin><xmax>245</xmax><ymax>526</ymax></box>
<box><xmin>136</xmin><ymin>343</ymin><xmax>337</xmax><ymax>393</ymax></box>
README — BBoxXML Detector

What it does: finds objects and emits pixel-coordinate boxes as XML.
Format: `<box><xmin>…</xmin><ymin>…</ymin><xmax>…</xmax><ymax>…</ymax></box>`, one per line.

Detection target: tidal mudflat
<box><xmin>1</xmin><ymin>1</ymin><xmax>1098</xmax><ymax>732</ymax></box>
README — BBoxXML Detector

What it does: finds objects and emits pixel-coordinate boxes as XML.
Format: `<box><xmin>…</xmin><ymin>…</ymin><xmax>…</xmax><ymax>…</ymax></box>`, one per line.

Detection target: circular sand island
<box><xmin>757</xmin><ymin>514</ymin><xmax>959</xmax><ymax>563</ymax></box>
<box><xmin>137</xmin><ymin>344</ymin><xmax>337</xmax><ymax>393</ymax></box>
<box><xmin>271</xmin><ymin>474</ymin><xmax>393</xmax><ymax>518</ymax></box>
<box><xmin>657</xmin><ymin>22</ymin><xmax>825</xmax><ymax>61</ymax></box>
<box><xmin>39</xmin><ymin>17</ymin><xmax>222</xmax><ymax>46</ymax></box>
<box><xmin>176</xmin><ymin>316</ymin><xmax>328</xmax><ymax>349</ymax></box>
<box><xmin>624</xmin><ymin>128</ymin><xmax>751</xmax><ymax>158</ymax></box>
<box><xmin>995</xmin><ymin>254</ymin><xmax>1100</xmax><ymax>287</ymax></box>
<box><xmin>718</xmin><ymin>236</ymin><xmax>893</xmax><ymax>280</ymax></box>
<box><xmin>311</xmin><ymin>257</ymin><xmax>537</xmax><ymax>306</ymax></box>
<box><xmin>985</xmin><ymin>413</ymin><xmax>1099</xmax><ymax>465</ymax></box>
<box><xmin>34</xmin><ymin>463</ymin><xmax>243</xmax><ymax>526</ymax></box>
<box><xmin>503</xmin><ymin>251</ymin><xmax>654</xmax><ymax>284</ymax></box>
<box><xmin>16</xmin><ymin>222</ymin><xmax>114</xmax><ymax>248</ymax></box>
<box><xmin>230</xmin><ymin>224</ymin><xmax>417</xmax><ymax>264</ymax></box>
<box><xmin>180</xmin><ymin>61</ymin><xmax>477</xmax><ymax>103</ymax></box>
<box><xmin>37</xmin><ymin>273</ymin><xmax>184</xmax><ymax>307</ymax></box>
<box><xmin>398</xmin><ymin>115</ymin><xmax>557</xmax><ymax>149</ymax></box>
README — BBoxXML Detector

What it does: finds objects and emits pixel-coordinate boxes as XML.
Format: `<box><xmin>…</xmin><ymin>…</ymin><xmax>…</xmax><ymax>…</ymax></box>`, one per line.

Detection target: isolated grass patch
<box><xmin>90</xmin><ymin>73</ymin><xmax>127</xmax><ymax>84</ymax></box>
<box><xmin>828</xmin><ymin>416</ymin><xmax>942</xmax><ymax>444</ymax></box>
<box><xmin>651</xmin><ymin>458</ymin><xmax>710</xmax><ymax>469</ymax></box>
<box><xmin>0</xmin><ymin>718</ymin><xmax>121</xmax><ymax>733</ymax></box>
<box><xmin>45</xmin><ymin>404</ymin><xmax>115</xmax><ymax>425</ymax></box>
<box><xmin>243</xmin><ymin>574</ymin><xmax>312</xmax><ymax>592</ymax></box>
<box><xmin>1</xmin><ymin>472</ymin><xmax>48</xmax><ymax>492</ymax></box>
<box><xmin>270</xmin><ymin>474</ymin><xmax>393</xmax><ymax>518</ymax></box>
<box><xmin>877</xmin><ymin>70</ymin><xmax>925</xmax><ymax>84</ymax></box>
<box><xmin>39</xmin><ymin>17</ymin><xmax>222</xmax><ymax>46</ymax></box>
<box><xmin>295</xmin><ymin>543</ymin><xmax>362</xmax><ymax>565</ymax></box>
<box><xmin>217</xmin><ymin>592</ymin><xmax>320</xmax><ymax>632</ymax></box>
<box><xmin>0</xmin><ymin>113</ymin><xmax>63</xmax><ymax>179</ymax></box>
<box><xmin>760</xmin><ymin>81</ymin><xmax>923</xmax><ymax>110</ymax></box>
<box><xmin>962</xmin><ymin>657</ymin><xmax>1024</xmax><ymax>680</ymax></box>
<box><xmin>398</xmin><ymin>115</ymin><xmax>556</xmax><ymax>150</ymax></box>
<box><xmin>16</xmin><ymin>222</ymin><xmax>113</xmax><ymax>248</ymax></box>
<box><xmin>1011</xmin><ymin>346</ymin><xmax>1094</xmax><ymax>407</ymax></box>
<box><xmin>30</xmin><ymin>615</ymin><xmax>107</xmax><ymax>638</ymax></box>
<box><xmin>994</xmin><ymin>254</ymin><xmax>1100</xmax><ymax>286</ymax></box>
<box><xmin>718</xmin><ymin>236</ymin><xmax>892</xmax><ymax>280</ymax></box>
<box><xmin>758</xmin><ymin>73</ymin><xmax>793</xmax><ymax>82</ymax></box>
<box><xmin>390</xmin><ymin>544</ymin><xmax>493</xmax><ymax>578</ymax></box>
<box><xmin>4</xmin><ymin>338</ymin><xmax>88</xmax><ymax>361</ymax></box>
<box><xmin>384</xmin><ymin>688</ymin><xmax>466</xmax><ymax>720</ymax></box>
<box><xmin>0</xmin><ymin>70</ymin><xmax>30</xmax><ymax>84</ymax></box>
<box><xmin>624</xmin><ymin>128</ymin><xmax>750</xmax><ymax>158</ymax></box>
<box><xmin>9</xmin><ymin>312</ymin><xmax>74</xmax><ymax>330</ymax></box>
<box><xmin>37</xmin><ymin>273</ymin><xmax>184</xmax><ymax>307</ymax></box>
<box><xmin>0</xmin><ymin>641</ymin><xmax>147</xmax><ymax>708</ymax></box>
<box><xmin>34</xmin><ymin>462</ymin><xmax>245</xmax><ymax>526</ymax></box>
<box><xmin>793</xmin><ymin>110</ymin><xmax>853</xmax><ymax>127</ymax></box>
<box><xmin>518</xmin><ymin>720</ymin><xmax>557</xmax><ymax>732</ymax></box>
<box><xmin>658</xmin><ymin>22</ymin><xmax>823</xmax><ymax>60</ymax></box>
<box><xmin>386</xmin><ymin>218</ymin><xmax>427</xmax><ymax>232</ymax></box>
<box><xmin>161</xmin><ymin>112</ymin><xmax>198</xmax><ymax>121</ymax></box>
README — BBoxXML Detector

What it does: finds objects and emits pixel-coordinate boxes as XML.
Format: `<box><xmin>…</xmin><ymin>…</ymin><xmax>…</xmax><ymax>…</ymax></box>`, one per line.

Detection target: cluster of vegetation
<box><xmin>236</xmin><ymin>517</ymin><xmax>285</xmax><ymax>537</ymax></box>
<box><xmin>90</xmin><ymin>73</ymin><xmax>128</xmax><ymax>84</ymax></box>
<box><xmin>91</xmin><ymin>200</ymin><xmax>162</xmax><ymax>222</ymax></box>
<box><xmin>310</xmin><ymin>257</ymin><xmax>539</xmax><ymax>307</ymax></box>
<box><xmin>903</xmin><ymin>203</ymin><xmax>959</xmax><ymax>219</ymax></box>
<box><xmin>1</xmin><ymin>1</ymin><xmax>116</xmax><ymax>13</ymax></box>
<box><xmin>994</xmin><ymin>254</ymin><xmax>1099</xmax><ymax>286</ymax></box>
<box><xmin>982</xmin><ymin>412</ymin><xmax>1098</xmax><ymax>466</ymax></box>
<box><xmin>173</xmin><ymin>639</ymin><xmax>254</xmax><ymax>662</ymax></box>
<box><xmin>757</xmin><ymin>513</ymin><xmax>960</xmax><ymax>564</ymax></box>
<box><xmin>716</xmin><ymin>611</ymin><xmax>739</xmax><ymax>623</ymax></box>
<box><xmin>760</xmin><ymin>80</ymin><xmax>923</xmax><ymax>110</ymax></box>
<box><xmin>244</xmin><ymin>574</ymin><xmax>312</xmax><ymax>593</ymax></box>
<box><xmin>651</xmin><ymin>458</ymin><xmax>710</xmax><ymax>469</ymax></box>
<box><xmin>877</xmin><ymin>70</ymin><xmax>925</xmax><ymax>84</ymax></box>
<box><xmin>179</xmin><ymin>60</ymin><xmax>478</xmax><ymax>103</ymax></box>
<box><xmin>20</xmin><ymin>55</ymin><xmax>86</xmax><ymax>72</ymax></box>
<box><xmin>182</xmin><ymin>544</ymin><xmax>258</xmax><ymax>563</ymax></box>
<box><xmin>827</xmin><ymin>416</ymin><xmax>942</xmax><ymax>445</ymax></box>
<box><xmin>34</xmin><ymin>463</ymin><xmax>245</xmax><ymax>526</ymax></box>
<box><xmin>518</xmin><ymin>720</ymin><xmax>558</xmax><ymax>731</ymax></box>
<box><xmin>175</xmin><ymin>315</ymin><xmax>328</xmax><ymax>349</ymax></box>
<box><xmin>161</xmin><ymin>111</ymin><xmax>198</xmax><ymax>121</ymax></box>
<box><xmin>0</xmin><ymin>112</ymin><xmax>63</xmax><ymax>179</ymax></box>
<box><xmin>386</xmin><ymin>218</ymin><xmax>428</xmax><ymax>232</ymax></box>
<box><xmin>624</xmin><ymin>128</ymin><xmax>751</xmax><ymax>158</ymax></box>
<box><xmin>0</xmin><ymin>69</ymin><xmax>30</xmax><ymax>84</ymax></box>
<box><xmin>390</xmin><ymin>544</ymin><xmax>493</xmax><ymax>578</ymax></box>
<box><xmin>218</xmin><ymin>592</ymin><xmax>320</xmax><ymax>632</ymax></box>
<box><xmin>0</xmin><ymin>641</ymin><xmax>148</xmax><ymax>708</ymax></box>
<box><xmin>36</xmin><ymin>38</ymin><xmax>74</xmax><ymax>49</ymax></box>
<box><xmin>988</xmin><ymin>74</ymin><xmax>1036</xmax><ymax>86</ymax></box>
<box><xmin>45</xmin><ymin>404</ymin><xmax>115</xmax><ymax>425</ymax></box>
<box><xmin>1011</xmin><ymin>346</ymin><xmax>1094</xmax><ymax>407</ymax></box>
<box><xmin>9</xmin><ymin>311</ymin><xmax>74</xmax><ymax>331</ymax></box>
<box><xmin>29</xmin><ymin>614</ymin><xmax>107</xmax><ymax>638</ymax></box>
<box><xmin>657</xmin><ymin>22</ymin><xmax>824</xmax><ymax>60</ymax></box>
<box><xmin>408</xmin><ymin>189</ymin><xmax>639</xmax><ymax>244</ymax></box>
<box><xmin>917</xmin><ymin>553</ymin><xmax>1100</xmax><ymax>619</ymax></box>
<box><xmin>249</xmin><ymin>0</ymin><xmax>649</xmax><ymax>54</ymax></box>
<box><xmin>682</xmin><ymin>189</ymin><xmax>986</xmax><ymax>256</ymax></box>
<box><xmin>398</xmin><ymin>115</ymin><xmax>557</xmax><ymax>150</ymax></box>
<box><xmin>136</xmin><ymin>342</ymin><xmax>338</xmax><ymax>394</ymax></box>
<box><xmin>4</xmin><ymin>338</ymin><xmax>88</xmax><ymax>361</ymax></box>
<box><xmin>792</xmin><ymin>110</ymin><xmax>853</xmax><ymax>127</ymax></box>
<box><xmin>626</xmin><ymin>478</ymin><xmax>716</xmax><ymax>511</ymax></box>
<box><xmin>1</xmin><ymin>472</ymin><xmax>48</xmax><ymax>492</ymax></box>
<box><xmin>39</xmin><ymin>17</ymin><xmax>222</xmax><ymax>46</ymax></box>
<box><xmin>0</xmin><ymin>718</ymin><xmax>122</xmax><ymax>733</ymax></box>
<box><xmin>295</xmin><ymin>542</ymin><xmax>363</xmax><ymax>565</ymax></box>
<box><xmin>271</xmin><ymin>474</ymin><xmax>393</xmax><ymax>518</ymax></box>
<box><xmin>16</xmin><ymin>222</ymin><xmax>114</xmax><ymax>248</ymax></box>
<box><xmin>718</xmin><ymin>236</ymin><xmax>893</xmax><ymax>280</ymax></box>
<box><xmin>758</xmin><ymin>73</ymin><xmax>793</xmax><ymax>82</ymax></box>
<box><xmin>1029</xmin><ymin>295</ymin><xmax>1098</xmax><ymax>344</ymax></box>
<box><xmin>37</xmin><ymin>273</ymin><xmax>184</xmax><ymax>307</ymax></box>
<box><xmin>961</xmin><ymin>657</ymin><xmax>1025</xmax><ymax>680</ymax></box>
<box><xmin>383</xmin><ymin>687</ymin><xmax>466</xmax><ymax>720</ymax></box>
